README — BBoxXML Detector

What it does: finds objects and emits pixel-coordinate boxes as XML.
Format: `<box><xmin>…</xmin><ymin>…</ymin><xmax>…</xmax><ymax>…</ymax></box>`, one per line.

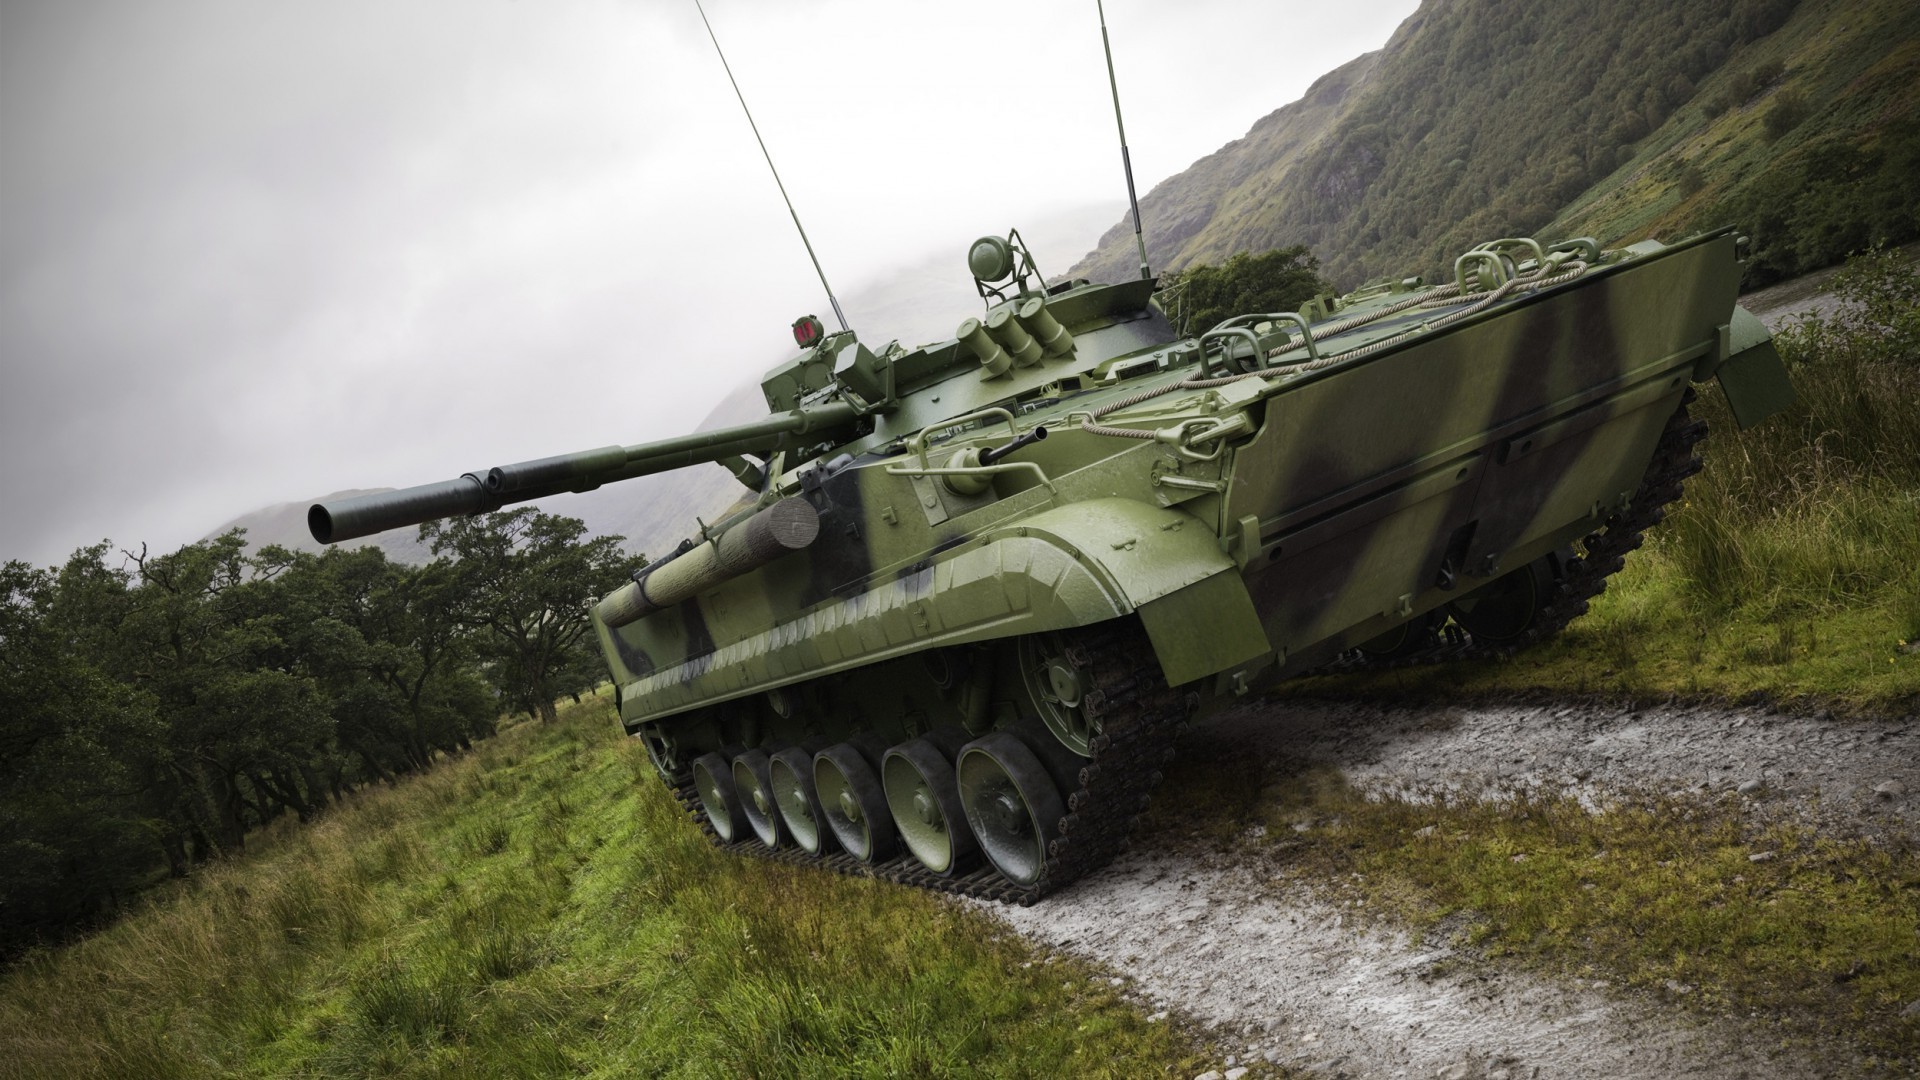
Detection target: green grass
<box><xmin>0</xmin><ymin>692</ymin><xmax>1222</xmax><ymax>1079</ymax></box>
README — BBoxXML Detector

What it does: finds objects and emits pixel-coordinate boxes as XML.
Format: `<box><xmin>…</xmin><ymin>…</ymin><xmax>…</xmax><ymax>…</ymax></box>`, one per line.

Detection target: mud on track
<box><xmin>980</xmin><ymin>699</ymin><xmax>1917</xmax><ymax>1079</ymax></box>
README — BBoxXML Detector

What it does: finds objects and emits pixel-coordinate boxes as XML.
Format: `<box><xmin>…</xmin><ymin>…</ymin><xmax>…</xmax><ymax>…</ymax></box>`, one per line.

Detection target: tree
<box><xmin>0</xmin><ymin>556</ymin><xmax>162</xmax><ymax>949</ymax></box>
<box><xmin>116</xmin><ymin>533</ymin><xmax>334</xmax><ymax>860</ymax></box>
<box><xmin>423</xmin><ymin>510</ymin><xmax>640</xmax><ymax>723</ymax></box>
<box><xmin>1159</xmin><ymin>245</ymin><xmax>1331</xmax><ymax>336</ymax></box>
<box><xmin>249</xmin><ymin>544</ymin><xmax>499</xmax><ymax>783</ymax></box>
<box><xmin>1762</xmin><ymin>88</ymin><xmax>1808</xmax><ymax>141</ymax></box>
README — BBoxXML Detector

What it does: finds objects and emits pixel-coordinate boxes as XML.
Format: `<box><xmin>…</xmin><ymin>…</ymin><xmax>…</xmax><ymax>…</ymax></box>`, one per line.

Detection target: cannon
<box><xmin>313</xmin><ymin>227</ymin><xmax>1793</xmax><ymax>902</ymax></box>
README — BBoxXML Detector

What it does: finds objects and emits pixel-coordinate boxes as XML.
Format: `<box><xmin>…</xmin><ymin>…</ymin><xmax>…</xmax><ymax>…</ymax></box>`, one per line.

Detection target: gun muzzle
<box><xmin>310</xmin><ymin>475</ymin><xmax>499</xmax><ymax>545</ymax></box>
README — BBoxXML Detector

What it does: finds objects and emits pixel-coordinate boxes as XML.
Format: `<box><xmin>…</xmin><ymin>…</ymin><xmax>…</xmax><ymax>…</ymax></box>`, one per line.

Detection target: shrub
<box><xmin>1762</xmin><ymin>88</ymin><xmax>1809</xmax><ymax>140</ymax></box>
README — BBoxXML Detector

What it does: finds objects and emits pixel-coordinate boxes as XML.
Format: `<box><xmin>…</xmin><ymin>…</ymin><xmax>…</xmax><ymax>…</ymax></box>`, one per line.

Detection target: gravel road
<box><xmin>983</xmin><ymin>698</ymin><xmax>1916</xmax><ymax>1079</ymax></box>
<box><xmin>1212</xmin><ymin>698</ymin><xmax>1918</xmax><ymax>843</ymax></box>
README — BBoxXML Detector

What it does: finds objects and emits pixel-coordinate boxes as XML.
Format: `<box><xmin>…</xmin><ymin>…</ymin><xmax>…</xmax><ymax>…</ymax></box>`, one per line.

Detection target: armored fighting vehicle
<box><xmin>312</xmin><ymin>226</ymin><xmax>1794</xmax><ymax>902</ymax></box>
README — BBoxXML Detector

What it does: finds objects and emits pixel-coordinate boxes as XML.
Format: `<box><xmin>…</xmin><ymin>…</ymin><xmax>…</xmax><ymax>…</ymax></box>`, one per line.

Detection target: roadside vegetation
<box><xmin>1289</xmin><ymin>246</ymin><xmax>1920</xmax><ymax>714</ymax></box>
<box><xmin>0</xmin><ymin>692</ymin><xmax>1212</xmax><ymax>1079</ymax></box>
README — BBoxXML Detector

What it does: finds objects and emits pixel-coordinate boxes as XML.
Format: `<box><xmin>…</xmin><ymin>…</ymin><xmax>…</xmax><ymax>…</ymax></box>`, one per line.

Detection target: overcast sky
<box><xmin>0</xmin><ymin>0</ymin><xmax>1421</xmax><ymax>569</ymax></box>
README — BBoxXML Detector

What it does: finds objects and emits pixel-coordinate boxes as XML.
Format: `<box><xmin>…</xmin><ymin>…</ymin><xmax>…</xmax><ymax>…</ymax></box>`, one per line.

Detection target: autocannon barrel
<box><xmin>308</xmin><ymin>401</ymin><xmax>859</xmax><ymax>545</ymax></box>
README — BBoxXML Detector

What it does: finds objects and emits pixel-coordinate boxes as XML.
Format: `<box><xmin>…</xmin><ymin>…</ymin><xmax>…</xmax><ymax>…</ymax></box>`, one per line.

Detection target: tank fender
<box><xmin>1707</xmin><ymin>305</ymin><xmax>1796</xmax><ymax>430</ymax></box>
<box><xmin>611</xmin><ymin>499</ymin><xmax>1268</xmax><ymax>724</ymax></box>
<box><xmin>1014</xmin><ymin>498</ymin><xmax>1271</xmax><ymax>686</ymax></box>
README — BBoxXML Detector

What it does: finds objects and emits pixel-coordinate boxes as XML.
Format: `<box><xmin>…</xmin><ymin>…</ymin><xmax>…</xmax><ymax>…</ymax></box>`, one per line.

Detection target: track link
<box><xmin>661</xmin><ymin>621</ymin><xmax>1190</xmax><ymax>904</ymax></box>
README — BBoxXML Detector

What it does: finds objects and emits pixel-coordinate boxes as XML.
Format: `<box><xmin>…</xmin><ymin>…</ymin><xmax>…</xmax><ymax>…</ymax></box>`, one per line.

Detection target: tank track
<box><xmin>660</xmin><ymin>621</ymin><xmax>1191</xmax><ymax>904</ymax></box>
<box><xmin>1324</xmin><ymin>390</ymin><xmax>1708</xmax><ymax>670</ymax></box>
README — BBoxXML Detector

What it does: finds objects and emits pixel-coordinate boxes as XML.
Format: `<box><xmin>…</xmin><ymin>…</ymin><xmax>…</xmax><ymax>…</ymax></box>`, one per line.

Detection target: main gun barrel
<box><xmin>309</xmin><ymin>400</ymin><xmax>859</xmax><ymax>545</ymax></box>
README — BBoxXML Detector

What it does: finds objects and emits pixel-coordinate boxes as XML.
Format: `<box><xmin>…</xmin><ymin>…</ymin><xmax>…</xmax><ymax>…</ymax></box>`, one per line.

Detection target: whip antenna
<box><xmin>1097</xmin><ymin>0</ymin><xmax>1151</xmax><ymax>280</ymax></box>
<box><xmin>694</xmin><ymin>0</ymin><xmax>849</xmax><ymax>331</ymax></box>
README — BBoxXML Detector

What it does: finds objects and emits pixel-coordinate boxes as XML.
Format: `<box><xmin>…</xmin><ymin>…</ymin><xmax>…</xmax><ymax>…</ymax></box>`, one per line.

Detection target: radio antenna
<box><xmin>1097</xmin><ymin>0</ymin><xmax>1151</xmax><ymax>280</ymax></box>
<box><xmin>693</xmin><ymin>0</ymin><xmax>849</xmax><ymax>332</ymax></box>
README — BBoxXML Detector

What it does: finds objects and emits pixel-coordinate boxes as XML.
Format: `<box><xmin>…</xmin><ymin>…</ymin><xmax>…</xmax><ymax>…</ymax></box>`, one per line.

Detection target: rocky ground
<box><xmin>1225</xmin><ymin>699</ymin><xmax>1917</xmax><ymax>844</ymax></box>
<box><xmin>984</xmin><ymin>698</ymin><xmax>1916</xmax><ymax>1079</ymax></box>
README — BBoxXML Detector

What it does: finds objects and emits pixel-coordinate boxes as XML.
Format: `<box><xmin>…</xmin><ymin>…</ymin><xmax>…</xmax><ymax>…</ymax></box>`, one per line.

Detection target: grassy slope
<box><xmin>0</xmin><ymin>693</ymin><xmax>1221</xmax><ymax>1080</ymax></box>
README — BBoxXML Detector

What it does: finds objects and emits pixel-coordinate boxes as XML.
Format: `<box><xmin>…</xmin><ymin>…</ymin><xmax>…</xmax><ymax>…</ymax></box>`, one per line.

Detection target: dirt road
<box><xmin>984</xmin><ymin>698</ymin><xmax>1916</xmax><ymax>1079</ymax></box>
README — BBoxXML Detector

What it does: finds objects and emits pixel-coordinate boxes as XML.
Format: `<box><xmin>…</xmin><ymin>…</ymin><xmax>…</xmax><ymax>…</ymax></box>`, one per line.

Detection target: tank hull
<box><xmin>600</xmin><ymin>231</ymin><xmax>1770</xmax><ymax>724</ymax></box>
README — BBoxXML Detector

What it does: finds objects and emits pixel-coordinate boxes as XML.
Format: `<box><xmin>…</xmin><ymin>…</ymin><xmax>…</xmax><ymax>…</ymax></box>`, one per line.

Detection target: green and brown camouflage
<box><xmin>310</xmin><ymin>225</ymin><xmax>1792</xmax><ymax>901</ymax></box>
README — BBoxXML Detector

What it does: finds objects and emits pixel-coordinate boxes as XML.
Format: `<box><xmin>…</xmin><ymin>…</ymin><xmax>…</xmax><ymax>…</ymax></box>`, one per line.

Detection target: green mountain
<box><xmin>1071</xmin><ymin>0</ymin><xmax>1920</xmax><ymax>289</ymax></box>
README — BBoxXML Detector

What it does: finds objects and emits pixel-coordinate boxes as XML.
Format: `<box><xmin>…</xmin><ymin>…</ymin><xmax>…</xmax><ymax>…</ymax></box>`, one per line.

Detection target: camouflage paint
<box><xmin>311</xmin><ymin>226</ymin><xmax>1790</xmax><ymax>774</ymax></box>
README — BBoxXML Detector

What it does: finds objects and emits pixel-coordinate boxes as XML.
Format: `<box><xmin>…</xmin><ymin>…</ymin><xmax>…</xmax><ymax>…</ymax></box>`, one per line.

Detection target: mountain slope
<box><xmin>1071</xmin><ymin>0</ymin><xmax>1919</xmax><ymax>289</ymax></box>
<box><xmin>1550</xmin><ymin>0</ymin><xmax>1920</xmax><ymax>283</ymax></box>
<box><xmin>1071</xmin><ymin>49</ymin><xmax>1382</xmax><ymax>285</ymax></box>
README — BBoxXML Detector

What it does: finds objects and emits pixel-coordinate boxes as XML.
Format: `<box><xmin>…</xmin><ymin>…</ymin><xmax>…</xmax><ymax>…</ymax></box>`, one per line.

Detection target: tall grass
<box><xmin>0</xmin><ymin>693</ymin><xmax>1212</xmax><ymax>1079</ymax></box>
<box><xmin>1665</xmin><ymin>246</ymin><xmax>1920</xmax><ymax>637</ymax></box>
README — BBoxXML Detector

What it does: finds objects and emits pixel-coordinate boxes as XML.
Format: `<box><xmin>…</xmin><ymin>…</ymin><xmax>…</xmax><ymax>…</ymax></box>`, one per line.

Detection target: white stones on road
<box><xmin>1210</xmin><ymin>700</ymin><xmax>1917</xmax><ymax>843</ymax></box>
<box><xmin>978</xmin><ymin>698</ymin><xmax>1905</xmax><ymax>1078</ymax></box>
<box><xmin>986</xmin><ymin>846</ymin><xmax>1839</xmax><ymax>1079</ymax></box>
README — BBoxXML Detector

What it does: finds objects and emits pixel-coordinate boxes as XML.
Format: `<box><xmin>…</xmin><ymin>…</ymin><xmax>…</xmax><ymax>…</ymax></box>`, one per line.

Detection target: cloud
<box><xmin>0</xmin><ymin>0</ymin><xmax>1418</xmax><ymax>567</ymax></box>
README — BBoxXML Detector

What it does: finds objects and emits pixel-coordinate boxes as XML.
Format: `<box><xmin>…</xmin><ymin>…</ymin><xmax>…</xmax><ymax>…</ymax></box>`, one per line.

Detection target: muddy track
<box><xmin>982</xmin><ymin>698</ymin><xmax>1916</xmax><ymax>1079</ymax></box>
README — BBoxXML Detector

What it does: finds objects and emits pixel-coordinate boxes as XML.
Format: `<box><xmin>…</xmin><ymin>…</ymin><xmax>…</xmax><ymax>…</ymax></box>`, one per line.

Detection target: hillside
<box><xmin>1071</xmin><ymin>0</ymin><xmax>1920</xmax><ymax>289</ymax></box>
<box><xmin>1069</xmin><ymin>45</ymin><xmax>1385</xmax><ymax>285</ymax></box>
<box><xmin>0</xmin><ymin>695</ymin><xmax>1213</xmax><ymax>1076</ymax></box>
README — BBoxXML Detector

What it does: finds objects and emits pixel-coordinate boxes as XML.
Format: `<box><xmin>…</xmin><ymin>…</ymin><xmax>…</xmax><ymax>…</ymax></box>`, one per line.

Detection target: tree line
<box><xmin>0</xmin><ymin>508</ymin><xmax>638</xmax><ymax>955</ymax></box>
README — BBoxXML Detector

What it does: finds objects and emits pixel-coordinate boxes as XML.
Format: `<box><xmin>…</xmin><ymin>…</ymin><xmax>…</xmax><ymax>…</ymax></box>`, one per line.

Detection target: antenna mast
<box><xmin>1097</xmin><ymin>0</ymin><xmax>1151</xmax><ymax>280</ymax></box>
<box><xmin>694</xmin><ymin>0</ymin><xmax>849</xmax><ymax>331</ymax></box>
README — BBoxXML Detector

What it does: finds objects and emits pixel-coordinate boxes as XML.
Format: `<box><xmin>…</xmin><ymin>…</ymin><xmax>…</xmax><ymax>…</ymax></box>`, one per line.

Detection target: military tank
<box><xmin>312</xmin><ymin>226</ymin><xmax>1794</xmax><ymax>902</ymax></box>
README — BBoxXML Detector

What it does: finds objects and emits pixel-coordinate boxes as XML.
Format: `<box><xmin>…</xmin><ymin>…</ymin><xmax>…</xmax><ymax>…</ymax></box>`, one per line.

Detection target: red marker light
<box><xmin>792</xmin><ymin>315</ymin><xmax>825</xmax><ymax>348</ymax></box>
